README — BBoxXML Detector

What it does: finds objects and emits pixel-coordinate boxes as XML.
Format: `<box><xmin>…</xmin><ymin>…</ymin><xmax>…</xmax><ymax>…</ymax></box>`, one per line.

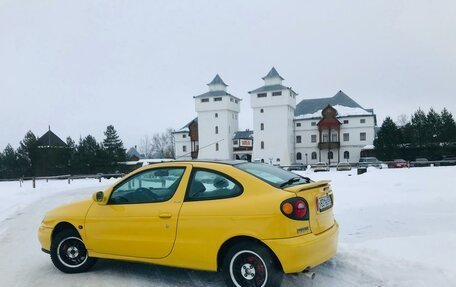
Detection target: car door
<box><xmin>84</xmin><ymin>164</ymin><xmax>191</xmax><ymax>259</ymax></box>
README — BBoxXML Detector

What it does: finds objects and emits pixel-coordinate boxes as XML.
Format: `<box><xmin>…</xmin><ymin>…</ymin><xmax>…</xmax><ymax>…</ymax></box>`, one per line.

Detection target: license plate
<box><xmin>318</xmin><ymin>194</ymin><xmax>333</xmax><ymax>212</ymax></box>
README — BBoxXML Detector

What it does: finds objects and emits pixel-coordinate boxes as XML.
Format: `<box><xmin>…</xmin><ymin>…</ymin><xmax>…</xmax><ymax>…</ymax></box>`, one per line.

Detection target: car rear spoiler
<box><xmin>283</xmin><ymin>180</ymin><xmax>331</xmax><ymax>193</ymax></box>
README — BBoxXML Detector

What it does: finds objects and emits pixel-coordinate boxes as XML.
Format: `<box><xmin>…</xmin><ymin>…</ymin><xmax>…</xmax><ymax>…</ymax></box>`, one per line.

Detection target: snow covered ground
<box><xmin>0</xmin><ymin>167</ymin><xmax>455</xmax><ymax>286</ymax></box>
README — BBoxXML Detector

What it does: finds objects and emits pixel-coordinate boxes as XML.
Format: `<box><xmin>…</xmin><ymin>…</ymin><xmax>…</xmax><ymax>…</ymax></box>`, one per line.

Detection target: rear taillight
<box><xmin>281</xmin><ymin>197</ymin><xmax>309</xmax><ymax>220</ymax></box>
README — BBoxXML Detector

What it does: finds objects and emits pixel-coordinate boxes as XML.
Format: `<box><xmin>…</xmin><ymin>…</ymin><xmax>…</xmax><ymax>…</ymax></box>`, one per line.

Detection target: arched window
<box><xmin>215</xmin><ymin>126</ymin><xmax>218</xmax><ymax>134</ymax></box>
<box><xmin>215</xmin><ymin>143</ymin><xmax>219</xmax><ymax>151</ymax></box>
<box><xmin>344</xmin><ymin>151</ymin><xmax>350</xmax><ymax>159</ymax></box>
<box><xmin>328</xmin><ymin>151</ymin><xmax>333</xmax><ymax>159</ymax></box>
<box><xmin>297</xmin><ymin>152</ymin><xmax>302</xmax><ymax>160</ymax></box>
<box><xmin>261</xmin><ymin>141</ymin><xmax>264</xmax><ymax>149</ymax></box>
<box><xmin>261</xmin><ymin>159</ymin><xmax>265</xmax><ymax>163</ymax></box>
<box><xmin>311</xmin><ymin>152</ymin><xmax>317</xmax><ymax>160</ymax></box>
<box><xmin>260</xmin><ymin>108</ymin><xmax>264</xmax><ymax>113</ymax></box>
<box><xmin>215</xmin><ymin>113</ymin><xmax>218</xmax><ymax>118</ymax></box>
<box><xmin>260</xmin><ymin>123</ymin><xmax>264</xmax><ymax>131</ymax></box>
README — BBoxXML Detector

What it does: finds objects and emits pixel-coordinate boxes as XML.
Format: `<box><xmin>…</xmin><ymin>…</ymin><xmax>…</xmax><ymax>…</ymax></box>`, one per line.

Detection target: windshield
<box><xmin>235</xmin><ymin>162</ymin><xmax>311</xmax><ymax>188</ymax></box>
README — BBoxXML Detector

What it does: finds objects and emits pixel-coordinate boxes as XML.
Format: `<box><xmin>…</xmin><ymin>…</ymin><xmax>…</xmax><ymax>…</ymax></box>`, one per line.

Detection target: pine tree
<box><xmin>440</xmin><ymin>108</ymin><xmax>456</xmax><ymax>143</ymax></box>
<box><xmin>16</xmin><ymin>131</ymin><xmax>38</xmax><ymax>176</ymax></box>
<box><xmin>411</xmin><ymin>109</ymin><xmax>427</xmax><ymax>146</ymax></box>
<box><xmin>374</xmin><ymin>117</ymin><xmax>400</xmax><ymax>159</ymax></box>
<box><xmin>75</xmin><ymin>135</ymin><xmax>100</xmax><ymax>173</ymax></box>
<box><xmin>426</xmin><ymin>108</ymin><xmax>442</xmax><ymax>143</ymax></box>
<box><xmin>2</xmin><ymin>144</ymin><xmax>18</xmax><ymax>178</ymax></box>
<box><xmin>102</xmin><ymin>125</ymin><xmax>126</xmax><ymax>163</ymax></box>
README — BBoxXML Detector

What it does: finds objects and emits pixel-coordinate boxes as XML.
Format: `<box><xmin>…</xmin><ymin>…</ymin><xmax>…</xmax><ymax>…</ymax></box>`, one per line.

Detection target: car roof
<box><xmin>149</xmin><ymin>159</ymin><xmax>248</xmax><ymax>166</ymax></box>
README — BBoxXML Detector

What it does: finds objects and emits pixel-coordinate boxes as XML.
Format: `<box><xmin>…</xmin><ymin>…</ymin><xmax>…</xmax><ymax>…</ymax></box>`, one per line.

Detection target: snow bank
<box><xmin>296</xmin><ymin>166</ymin><xmax>456</xmax><ymax>285</ymax></box>
<box><xmin>295</xmin><ymin>104</ymin><xmax>373</xmax><ymax>119</ymax></box>
<box><xmin>0</xmin><ymin>178</ymin><xmax>117</xmax><ymax>229</ymax></box>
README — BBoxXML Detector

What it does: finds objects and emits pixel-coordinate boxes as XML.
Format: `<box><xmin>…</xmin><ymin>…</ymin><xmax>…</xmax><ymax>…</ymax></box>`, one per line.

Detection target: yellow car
<box><xmin>38</xmin><ymin>161</ymin><xmax>338</xmax><ymax>287</ymax></box>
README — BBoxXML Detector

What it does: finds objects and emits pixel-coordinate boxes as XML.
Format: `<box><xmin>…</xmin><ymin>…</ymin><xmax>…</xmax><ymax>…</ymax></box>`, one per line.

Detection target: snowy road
<box><xmin>0</xmin><ymin>167</ymin><xmax>455</xmax><ymax>287</ymax></box>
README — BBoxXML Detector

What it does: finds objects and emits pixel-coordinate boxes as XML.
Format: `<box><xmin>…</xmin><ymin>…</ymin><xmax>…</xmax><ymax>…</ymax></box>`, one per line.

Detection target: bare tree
<box><xmin>139</xmin><ymin>135</ymin><xmax>153</xmax><ymax>158</ymax></box>
<box><xmin>397</xmin><ymin>114</ymin><xmax>409</xmax><ymax>127</ymax></box>
<box><xmin>151</xmin><ymin>129</ymin><xmax>175</xmax><ymax>158</ymax></box>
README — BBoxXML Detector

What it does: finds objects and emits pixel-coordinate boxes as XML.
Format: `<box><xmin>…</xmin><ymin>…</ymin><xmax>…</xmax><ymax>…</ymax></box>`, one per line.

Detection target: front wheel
<box><xmin>221</xmin><ymin>242</ymin><xmax>283</xmax><ymax>287</ymax></box>
<box><xmin>50</xmin><ymin>229</ymin><xmax>96</xmax><ymax>273</ymax></box>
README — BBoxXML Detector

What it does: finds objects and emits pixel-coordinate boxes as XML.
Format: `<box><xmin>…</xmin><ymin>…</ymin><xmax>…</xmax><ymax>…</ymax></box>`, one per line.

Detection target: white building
<box><xmin>193</xmin><ymin>75</ymin><xmax>240</xmax><ymax>160</ymax></box>
<box><xmin>248</xmin><ymin>67</ymin><xmax>297</xmax><ymax>166</ymax></box>
<box><xmin>173</xmin><ymin>68</ymin><xmax>377</xmax><ymax>165</ymax></box>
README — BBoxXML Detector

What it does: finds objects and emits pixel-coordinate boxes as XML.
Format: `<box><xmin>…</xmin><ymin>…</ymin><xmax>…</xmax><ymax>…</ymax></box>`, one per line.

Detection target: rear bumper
<box><xmin>262</xmin><ymin>221</ymin><xmax>339</xmax><ymax>273</ymax></box>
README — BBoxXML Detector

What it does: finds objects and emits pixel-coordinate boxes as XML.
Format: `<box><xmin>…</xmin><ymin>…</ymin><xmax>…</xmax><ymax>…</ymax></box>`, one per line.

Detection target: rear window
<box><xmin>236</xmin><ymin>163</ymin><xmax>311</xmax><ymax>188</ymax></box>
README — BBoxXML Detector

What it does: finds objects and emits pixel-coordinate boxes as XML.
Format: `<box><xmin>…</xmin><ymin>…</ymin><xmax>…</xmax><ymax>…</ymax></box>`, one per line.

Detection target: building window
<box><xmin>183</xmin><ymin>146</ymin><xmax>187</xmax><ymax>152</ymax></box>
<box><xmin>230</xmin><ymin>98</ymin><xmax>234</xmax><ymax>102</ymax></box>
<box><xmin>343</xmin><ymin>133</ymin><xmax>349</xmax><ymax>142</ymax></box>
<box><xmin>322</xmin><ymin>134</ymin><xmax>328</xmax><ymax>142</ymax></box>
<box><xmin>296</xmin><ymin>152</ymin><xmax>302</xmax><ymax>160</ymax></box>
<box><xmin>344</xmin><ymin>151</ymin><xmax>350</xmax><ymax>159</ymax></box>
<box><xmin>233</xmin><ymin>140</ymin><xmax>238</xmax><ymax>145</ymax></box>
<box><xmin>311</xmin><ymin>135</ymin><xmax>317</xmax><ymax>143</ymax></box>
<box><xmin>235</xmin><ymin>100</ymin><xmax>239</xmax><ymax>104</ymax></box>
<box><xmin>343</xmin><ymin>120</ymin><xmax>349</xmax><ymax>124</ymax></box>
<box><xmin>201</xmin><ymin>98</ymin><xmax>209</xmax><ymax>103</ymax></box>
<box><xmin>260</xmin><ymin>108</ymin><xmax>264</xmax><ymax>113</ymax></box>
<box><xmin>215</xmin><ymin>113</ymin><xmax>218</xmax><ymax>118</ymax></box>
<box><xmin>311</xmin><ymin>152</ymin><xmax>317</xmax><ymax>160</ymax></box>
<box><xmin>296</xmin><ymin>136</ymin><xmax>302</xmax><ymax>143</ymax></box>
<box><xmin>296</xmin><ymin>122</ymin><xmax>301</xmax><ymax>127</ymax></box>
<box><xmin>360</xmin><ymin>119</ymin><xmax>366</xmax><ymax>124</ymax></box>
<box><xmin>331</xmin><ymin>133</ymin><xmax>338</xmax><ymax>142</ymax></box>
<box><xmin>311</xmin><ymin>122</ymin><xmax>317</xmax><ymax>126</ymax></box>
<box><xmin>257</xmin><ymin>93</ymin><xmax>267</xmax><ymax>98</ymax></box>
<box><xmin>272</xmin><ymin>91</ymin><xmax>282</xmax><ymax>96</ymax></box>
<box><xmin>260</xmin><ymin>123</ymin><xmax>264</xmax><ymax>131</ymax></box>
<box><xmin>261</xmin><ymin>141</ymin><xmax>264</xmax><ymax>149</ymax></box>
<box><xmin>215</xmin><ymin>143</ymin><xmax>219</xmax><ymax>151</ymax></box>
<box><xmin>328</xmin><ymin>151</ymin><xmax>333</xmax><ymax>159</ymax></box>
<box><xmin>360</xmin><ymin>132</ymin><xmax>366</xmax><ymax>141</ymax></box>
<box><xmin>182</xmin><ymin>134</ymin><xmax>187</xmax><ymax>138</ymax></box>
<box><xmin>215</xmin><ymin>126</ymin><xmax>219</xmax><ymax>134</ymax></box>
<box><xmin>214</xmin><ymin>97</ymin><xmax>222</xmax><ymax>102</ymax></box>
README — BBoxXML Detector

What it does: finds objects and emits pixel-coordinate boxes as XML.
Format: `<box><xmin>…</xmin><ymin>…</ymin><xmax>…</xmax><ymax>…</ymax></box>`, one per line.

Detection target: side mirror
<box><xmin>93</xmin><ymin>191</ymin><xmax>105</xmax><ymax>203</ymax></box>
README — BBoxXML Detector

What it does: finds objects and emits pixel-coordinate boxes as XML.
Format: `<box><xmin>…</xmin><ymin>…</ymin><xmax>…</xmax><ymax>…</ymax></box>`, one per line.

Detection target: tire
<box><xmin>221</xmin><ymin>241</ymin><xmax>284</xmax><ymax>287</ymax></box>
<box><xmin>50</xmin><ymin>229</ymin><xmax>96</xmax><ymax>273</ymax></box>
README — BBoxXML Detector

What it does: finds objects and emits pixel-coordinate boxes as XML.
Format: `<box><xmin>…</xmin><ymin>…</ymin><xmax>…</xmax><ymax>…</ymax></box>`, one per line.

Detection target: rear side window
<box><xmin>186</xmin><ymin>169</ymin><xmax>242</xmax><ymax>201</ymax></box>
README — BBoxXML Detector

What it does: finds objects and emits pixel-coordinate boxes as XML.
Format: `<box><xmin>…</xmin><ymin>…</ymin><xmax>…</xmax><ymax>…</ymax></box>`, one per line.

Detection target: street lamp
<box><xmin>305</xmin><ymin>153</ymin><xmax>308</xmax><ymax>165</ymax></box>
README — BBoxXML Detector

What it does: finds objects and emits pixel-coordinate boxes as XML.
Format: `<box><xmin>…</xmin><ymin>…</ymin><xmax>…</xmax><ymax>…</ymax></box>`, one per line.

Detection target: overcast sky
<box><xmin>1</xmin><ymin>0</ymin><xmax>455</xmax><ymax>149</ymax></box>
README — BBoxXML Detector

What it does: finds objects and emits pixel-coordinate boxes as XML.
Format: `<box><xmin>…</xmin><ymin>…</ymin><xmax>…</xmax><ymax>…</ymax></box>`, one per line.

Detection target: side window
<box><xmin>186</xmin><ymin>170</ymin><xmax>243</xmax><ymax>201</ymax></box>
<box><xmin>109</xmin><ymin>167</ymin><xmax>185</xmax><ymax>204</ymax></box>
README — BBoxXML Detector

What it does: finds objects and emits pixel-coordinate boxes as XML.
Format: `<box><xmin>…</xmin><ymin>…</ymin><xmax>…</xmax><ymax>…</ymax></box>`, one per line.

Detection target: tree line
<box><xmin>374</xmin><ymin>108</ymin><xmax>456</xmax><ymax>160</ymax></box>
<box><xmin>0</xmin><ymin>125</ymin><xmax>127</xmax><ymax>179</ymax></box>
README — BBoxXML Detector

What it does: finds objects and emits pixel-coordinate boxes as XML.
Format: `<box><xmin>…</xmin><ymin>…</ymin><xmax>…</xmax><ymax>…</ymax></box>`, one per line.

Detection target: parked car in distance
<box><xmin>286</xmin><ymin>163</ymin><xmax>306</xmax><ymax>171</ymax></box>
<box><xmin>313</xmin><ymin>162</ymin><xmax>330</xmax><ymax>172</ymax></box>
<box><xmin>441</xmin><ymin>156</ymin><xmax>456</xmax><ymax>166</ymax></box>
<box><xmin>388</xmin><ymin>159</ymin><xmax>409</xmax><ymax>168</ymax></box>
<box><xmin>358</xmin><ymin>157</ymin><xmax>383</xmax><ymax>169</ymax></box>
<box><xmin>38</xmin><ymin>161</ymin><xmax>339</xmax><ymax>287</ymax></box>
<box><xmin>411</xmin><ymin>157</ymin><xmax>430</xmax><ymax>167</ymax></box>
<box><xmin>336</xmin><ymin>162</ymin><xmax>352</xmax><ymax>171</ymax></box>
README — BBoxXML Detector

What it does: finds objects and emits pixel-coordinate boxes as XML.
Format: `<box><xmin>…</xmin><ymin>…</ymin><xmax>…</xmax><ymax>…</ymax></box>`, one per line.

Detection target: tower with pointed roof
<box><xmin>194</xmin><ymin>74</ymin><xmax>241</xmax><ymax>160</ymax></box>
<box><xmin>249</xmin><ymin>67</ymin><xmax>297</xmax><ymax>165</ymax></box>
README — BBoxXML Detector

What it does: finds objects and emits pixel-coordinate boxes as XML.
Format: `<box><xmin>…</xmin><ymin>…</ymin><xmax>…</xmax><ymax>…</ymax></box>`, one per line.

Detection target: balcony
<box><xmin>318</xmin><ymin>142</ymin><xmax>340</xmax><ymax>150</ymax></box>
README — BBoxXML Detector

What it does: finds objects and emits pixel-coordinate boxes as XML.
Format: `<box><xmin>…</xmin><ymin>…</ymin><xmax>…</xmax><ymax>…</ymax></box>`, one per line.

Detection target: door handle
<box><xmin>159</xmin><ymin>212</ymin><xmax>172</xmax><ymax>219</ymax></box>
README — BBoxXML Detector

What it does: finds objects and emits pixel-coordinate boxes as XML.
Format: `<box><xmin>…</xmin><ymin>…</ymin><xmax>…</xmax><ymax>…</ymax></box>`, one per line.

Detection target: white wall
<box><xmin>293</xmin><ymin>115</ymin><xmax>376</xmax><ymax>164</ymax></box>
<box><xmin>173</xmin><ymin>131</ymin><xmax>192</xmax><ymax>160</ymax></box>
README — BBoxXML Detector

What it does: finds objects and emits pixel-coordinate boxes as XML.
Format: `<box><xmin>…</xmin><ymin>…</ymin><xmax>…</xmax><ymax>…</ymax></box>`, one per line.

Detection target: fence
<box><xmin>0</xmin><ymin>173</ymin><xmax>125</xmax><ymax>188</ymax></box>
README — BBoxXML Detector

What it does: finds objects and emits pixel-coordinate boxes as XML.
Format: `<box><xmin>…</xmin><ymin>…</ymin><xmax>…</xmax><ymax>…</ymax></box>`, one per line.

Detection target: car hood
<box><xmin>44</xmin><ymin>199</ymin><xmax>94</xmax><ymax>221</ymax></box>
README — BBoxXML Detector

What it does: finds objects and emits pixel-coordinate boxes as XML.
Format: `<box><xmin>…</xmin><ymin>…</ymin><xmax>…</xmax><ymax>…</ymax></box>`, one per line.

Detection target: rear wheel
<box><xmin>221</xmin><ymin>241</ymin><xmax>283</xmax><ymax>287</ymax></box>
<box><xmin>50</xmin><ymin>229</ymin><xmax>96</xmax><ymax>273</ymax></box>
